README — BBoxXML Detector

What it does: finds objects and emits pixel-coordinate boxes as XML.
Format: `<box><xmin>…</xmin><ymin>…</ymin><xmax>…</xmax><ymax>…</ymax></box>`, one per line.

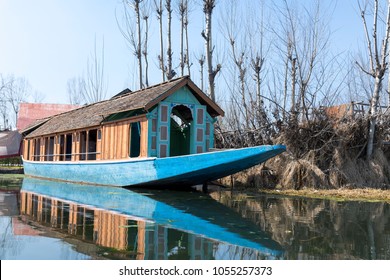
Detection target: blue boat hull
<box><xmin>22</xmin><ymin>145</ymin><xmax>286</xmax><ymax>187</ymax></box>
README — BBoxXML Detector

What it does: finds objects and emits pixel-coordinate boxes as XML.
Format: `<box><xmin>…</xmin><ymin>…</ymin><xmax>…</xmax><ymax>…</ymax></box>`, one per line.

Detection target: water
<box><xmin>1</xmin><ymin>177</ymin><xmax>390</xmax><ymax>260</ymax></box>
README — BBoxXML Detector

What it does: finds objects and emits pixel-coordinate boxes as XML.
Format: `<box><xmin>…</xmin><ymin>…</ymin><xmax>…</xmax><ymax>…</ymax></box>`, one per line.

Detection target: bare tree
<box><xmin>247</xmin><ymin>0</ymin><xmax>268</xmax><ymax>125</ymax></box>
<box><xmin>83</xmin><ymin>38</ymin><xmax>108</xmax><ymax>104</ymax></box>
<box><xmin>177</xmin><ymin>0</ymin><xmax>192</xmax><ymax>76</ymax></box>
<box><xmin>67</xmin><ymin>77</ymin><xmax>85</xmax><ymax>105</ymax></box>
<box><xmin>202</xmin><ymin>0</ymin><xmax>221</xmax><ymax>102</ymax></box>
<box><xmin>4</xmin><ymin>75</ymin><xmax>31</xmax><ymax>128</ymax></box>
<box><xmin>0</xmin><ymin>75</ymin><xmax>8</xmax><ymax>129</ymax></box>
<box><xmin>184</xmin><ymin>0</ymin><xmax>192</xmax><ymax>76</ymax></box>
<box><xmin>178</xmin><ymin>0</ymin><xmax>187</xmax><ymax>76</ymax></box>
<box><xmin>197</xmin><ymin>52</ymin><xmax>206</xmax><ymax>91</ymax></box>
<box><xmin>154</xmin><ymin>0</ymin><xmax>165</xmax><ymax>81</ymax></box>
<box><xmin>229</xmin><ymin>36</ymin><xmax>249</xmax><ymax>129</ymax></box>
<box><xmin>118</xmin><ymin>0</ymin><xmax>144</xmax><ymax>89</ymax></box>
<box><xmin>356</xmin><ymin>0</ymin><xmax>390</xmax><ymax>159</ymax></box>
<box><xmin>272</xmin><ymin>0</ymin><xmax>334</xmax><ymax>123</ymax></box>
<box><xmin>142</xmin><ymin>3</ymin><xmax>150</xmax><ymax>87</ymax></box>
<box><xmin>165</xmin><ymin>0</ymin><xmax>175</xmax><ymax>80</ymax></box>
<box><xmin>0</xmin><ymin>100</ymin><xmax>7</xmax><ymax>130</ymax></box>
<box><xmin>31</xmin><ymin>91</ymin><xmax>46</xmax><ymax>103</ymax></box>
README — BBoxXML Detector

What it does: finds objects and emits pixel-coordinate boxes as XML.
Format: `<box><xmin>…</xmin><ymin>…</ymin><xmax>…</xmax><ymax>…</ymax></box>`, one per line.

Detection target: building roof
<box><xmin>0</xmin><ymin>130</ymin><xmax>22</xmax><ymax>158</ymax></box>
<box><xmin>17</xmin><ymin>103</ymin><xmax>81</xmax><ymax>131</ymax></box>
<box><xmin>24</xmin><ymin>76</ymin><xmax>224</xmax><ymax>138</ymax></box>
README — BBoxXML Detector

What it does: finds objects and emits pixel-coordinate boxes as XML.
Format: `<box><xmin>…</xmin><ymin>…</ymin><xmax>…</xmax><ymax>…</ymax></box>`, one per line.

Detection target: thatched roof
<box><xmin>24</xmin><ymin>76</ymin><xmax>224</xmax><ymax>138</ymax></box>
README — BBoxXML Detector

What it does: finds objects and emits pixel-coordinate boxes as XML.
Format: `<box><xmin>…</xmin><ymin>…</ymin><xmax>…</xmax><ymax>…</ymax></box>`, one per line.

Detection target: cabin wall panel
<box><xmin>96</xmin><ymin>130</ymin><xmax>102</xmax><ymax>160</ymax></box>
<box><xmin>117</xmin><ymin>122</ymin><xmax>123</xmax><ymax>159</ymax></box>
<box><xmin>22</xmin><ymin>140</ymin><xmax>28</xmax><ymax>159</ymax></box>
<box><xmin>106</xmin><ymin>125</ymin><xmax>111</xmax><ymax>159</ymax></box>
<box><xmin>40</xmin><ymin>138</ymin><xmax>45</xmax><ymax>161</ymax></box>
<box><xmin>72</xmin><ymin>132</ymin><xmax>80</xmax><ymax>161</ymax></box>
<box><xmin>121</xmin><ymin>122</ymin><xmax>129</xmax><ymax>159</ymax></box>
<box><xmin>109</xmin><ymin>125</ymin><xmax>115</xmax><ymax>160</ymax></box>
<box><xmin>54</xmin><ymin>136</ymin><xmax>59</xmax><ymax>161</ymax></box>
<box><xmin>29</xmin><ymin>140</ymin><xmax>35</xmax><ymax>161</ymax></box>
<box><xmin>102</xmin><ymin>127</ymin><xmax>108</xmax><ymax>160</ymax></box>
<box><xmin>140</xmin><ymin>120</ymin><xmax>148</xmax><ymax>157</ymax></box>
<box><xmin>26</xmin><ymin>115</ymin><xmax>149</xmax><ymax>162</ymax></box>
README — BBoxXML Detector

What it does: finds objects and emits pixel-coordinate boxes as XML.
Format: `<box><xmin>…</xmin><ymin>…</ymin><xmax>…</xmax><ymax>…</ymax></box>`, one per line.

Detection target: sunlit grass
<box><xmin>260</xmin><ymin>188</ymin><xmax>390</xmax><ymax>204</ymax></box>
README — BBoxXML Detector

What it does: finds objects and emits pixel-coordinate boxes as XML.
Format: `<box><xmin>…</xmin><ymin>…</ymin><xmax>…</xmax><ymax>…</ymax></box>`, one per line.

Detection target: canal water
<box><xmin>1</xmin><ymin>177</ymin><xmax>390</xmax><ymax>260</ymax></box>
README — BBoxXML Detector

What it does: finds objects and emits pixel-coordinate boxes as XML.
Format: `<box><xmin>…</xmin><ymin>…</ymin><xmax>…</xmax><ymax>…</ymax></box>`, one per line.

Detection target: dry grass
<box><xmin>260</xmin><ymin>187</ymin><xmax>390</xmax><ymax>204</ymax></box>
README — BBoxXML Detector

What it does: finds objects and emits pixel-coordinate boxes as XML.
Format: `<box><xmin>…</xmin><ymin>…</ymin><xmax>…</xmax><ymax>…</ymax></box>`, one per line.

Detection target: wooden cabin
<box><xmin>21</xmin><ymin>76</ymin><xmax>224</xmax><ymax>163</ymax></box>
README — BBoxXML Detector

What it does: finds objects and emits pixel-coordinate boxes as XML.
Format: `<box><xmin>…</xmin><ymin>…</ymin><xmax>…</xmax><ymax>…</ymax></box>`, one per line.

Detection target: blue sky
<box><xmin>0</xmin><ymin>0</ymin><xmax>364</xmax><ymax>104</ymax></box>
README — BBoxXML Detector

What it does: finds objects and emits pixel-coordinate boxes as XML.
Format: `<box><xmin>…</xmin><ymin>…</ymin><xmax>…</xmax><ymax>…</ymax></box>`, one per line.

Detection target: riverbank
<box><xmin>214</xmin><ymin>181</ymin><xmax>390</xmax><ymax>204</ymax></box>
<box><xmin>259</xmin><ymin>187</ymin><xmax>390</xmax><ymax>204</ymax></box>
<box><xmin>217</xmin><ymin>115</ymin><xmax>390</xmax><ymax>204</ymax></box>
<box><xmin>0</xmin><ymin>174</ymin><xmax>25</xmax><ymax>190</ymax></box>
<box><xmin>0</xmin><ymin>166</ymin><xmax>24</xmax><ymax>174</ymax></box>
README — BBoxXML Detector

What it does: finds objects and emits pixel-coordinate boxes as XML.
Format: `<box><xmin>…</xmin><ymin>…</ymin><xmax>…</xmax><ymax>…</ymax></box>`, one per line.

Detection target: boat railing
<box><xmin>31</xmin><ymin>152</ymin><xmax>101</xmax><ymax>161</ymax></box>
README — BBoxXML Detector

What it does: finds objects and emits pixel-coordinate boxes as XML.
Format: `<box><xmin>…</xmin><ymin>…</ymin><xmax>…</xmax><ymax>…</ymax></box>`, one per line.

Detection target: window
<box><xmin>59</xmin><ymin>135</ymin><xmax>65</xmax><ymax>161</ymax></box>
<box><xmin>129</xmin><ymin>122</ymin><xmax>141</xmax><ymax>158</ymax></box>
<box><xmin>152</xmin><ymin>119</ymin><xmax>157</xmax><ymax>132</ymax></box>
<box><xmin>65</xmin><ymin>134</ymin><xmax>72</xmax><ymax>161</ymax></box>
<box><xmin>45</xmin><ymin>137</ymin><xmax>55</xmax><ymax>161</ymax></box>
<box><xmin>80</xmin><ymin>131</ymin><xmax>87</xmax><ymax>160</ymax></box>
<box><xmin>88</xmin><ymin>129</ymin><xmax>97</xmax><ymax>160</ymax></box>
<box><xmin>161</xmin><ymin>105</ymin><xmax>168</xmax><ymax>122</ymax></box>
<box><xmin>196</xmin><ymin>128</ymin><xmax>204</xmax><ymax>142</ymax></box>
<box><xmin>197</xmin><ymin>108</ymin><xmax>204</xmax><ymax>125</ymax></box>
<box><xmin>26</xmin><ymin>140</ymin><xmax>31</xmax><ymax>160</ymax></box>
<box><xmin>160</xmin><ymin>144</ymin><xmax>167</xmax><ymax>158</ymax></box>
<box><xmin>34</xmin><ymin>139</ymin><xmax>41</xmax><ymax>161</ymax></box>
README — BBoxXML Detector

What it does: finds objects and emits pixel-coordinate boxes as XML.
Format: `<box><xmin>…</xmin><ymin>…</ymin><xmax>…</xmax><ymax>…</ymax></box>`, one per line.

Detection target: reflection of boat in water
<box><xmin>20</xmin><ymin>177</ymin><xmax>283</xmax><ymax>259</ymax></box>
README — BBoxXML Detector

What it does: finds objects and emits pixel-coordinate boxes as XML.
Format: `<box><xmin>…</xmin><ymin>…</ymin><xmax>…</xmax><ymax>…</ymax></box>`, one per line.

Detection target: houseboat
<box><xmin>21</xmin><ymin>76</ymin><xmax>285</xmax><ymax>187</ymax></box>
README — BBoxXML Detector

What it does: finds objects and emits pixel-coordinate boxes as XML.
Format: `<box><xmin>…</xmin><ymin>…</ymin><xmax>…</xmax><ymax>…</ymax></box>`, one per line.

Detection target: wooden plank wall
<box><xmin>102</xmin><ymin>121</ymin><xmax>129</xmax><ymax>160</ymax></box>
<box><xmin>101</xmin><ymin>116</ymin><xmax>148</xmax><ymax>160</ymax></box>
<box><xmin>23</xmin><ymin>115</ymin><xmax>148</xmax><ymax>161</ymax></box>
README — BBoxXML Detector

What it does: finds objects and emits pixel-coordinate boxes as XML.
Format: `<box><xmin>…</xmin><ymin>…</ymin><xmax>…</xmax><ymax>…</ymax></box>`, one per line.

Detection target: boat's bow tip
<box><xmin>273</xmin><ymin>144</ymin><xmax>286</xmax><ymax>152</ymax></box>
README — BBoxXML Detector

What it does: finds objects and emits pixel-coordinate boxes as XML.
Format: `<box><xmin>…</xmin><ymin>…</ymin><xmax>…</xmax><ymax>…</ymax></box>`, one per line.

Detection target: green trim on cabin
<box><xmin>147</xmin><ymin>109</ymin><xmax>158</xmax><ymax>157</ymax></box>
<box><xmin>103</xmin><ymin>109</ymin><xmax>146</xmax><ymax>123</ymax></box>
<box><xmin>164</xmin><ymin>86</ymin><xmax>200</xmax><ymax>104</ymax></box>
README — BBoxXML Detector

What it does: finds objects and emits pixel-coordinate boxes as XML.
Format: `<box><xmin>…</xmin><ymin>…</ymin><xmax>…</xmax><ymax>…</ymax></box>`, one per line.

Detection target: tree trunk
<box><xmin>203</xmin><ymin>0</ymin><xmax>220</xmax><ymax>102</ymax></box>
<box><xmin>367</xmin><ymin>76</ymin><xmax>382</xmax><ymax>158</ymax></box>
<box><xmin>291</xmin><ymin>57</ymin><xmax>297</xmax><ymax>120</ymax></box>
<box><xmin>166</xmin><ymin>0</ymin><xmax>174</xmax><ymax>80</ymax></box>
<box><xmin>156</xmin><ymin>0</ymin><xmax>165</xmax><ymax>82</ymax></box>
<box><xmin>184</xmin><ymin>6</ymin><xmax>191</xmax><ymax>77</ymax></box>
<box><xmin>199</xmin><ymin>54</ymin><xmax>205</xmax><ymax>91</ymax></box>
<box><xmin>179</xmin><ymin>0</ymin><xmax>185</xmax><ymax>76</ymax></box>
<box><xmin>358</xmin><ymin>0</ymin><xmax>390</xmax><ymax>159</ymax></box>
<box><xmin>135</xmin><ymin>0</ymin><xmax>143</xmax><ymax>88</ymax></box>
<box><xmin>143</xmin><ymin>15</ymin><xmax>149</xmax><ymax>87</ymax></box>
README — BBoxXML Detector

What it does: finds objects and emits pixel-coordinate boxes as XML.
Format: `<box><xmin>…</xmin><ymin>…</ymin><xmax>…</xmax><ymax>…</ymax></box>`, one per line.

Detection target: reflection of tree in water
<box><xmin>210</xmin><ymin>191</ymin><xmax>390</xmax><ymax>259</ymax></box>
